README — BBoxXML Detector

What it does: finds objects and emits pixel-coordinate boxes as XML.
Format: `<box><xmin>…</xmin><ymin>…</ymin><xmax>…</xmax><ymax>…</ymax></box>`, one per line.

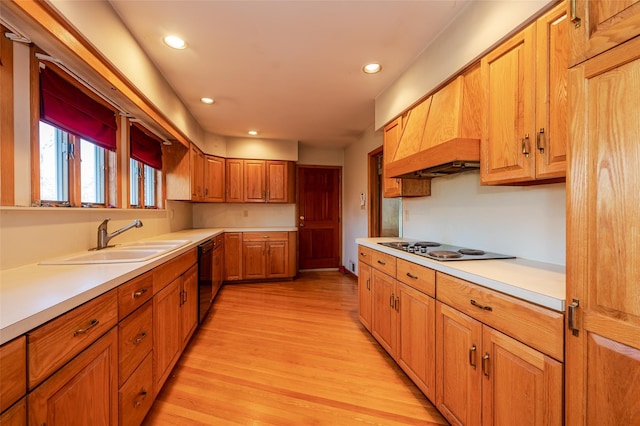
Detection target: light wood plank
<box><xmin>145</xmin><ymin>271</ymin><xmax>447</xmax><ymax>425</ymax></box>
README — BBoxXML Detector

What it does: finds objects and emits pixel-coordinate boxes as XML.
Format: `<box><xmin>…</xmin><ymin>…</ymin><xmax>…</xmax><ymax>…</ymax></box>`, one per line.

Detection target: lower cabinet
<box><xmin>371</xmin><ymin>268</ymin><xmax>398</xmax><ymax>357</ymax></box>
<box><xmin>225</xmin><ymin>232</ymin><xmax>297</xmax><ymax>282</ymax></box>
<box><xmin>119</xmin><ymin>353</ymin><xmax>153</xmax><ymax>426</ymax></box>
<box><xmin>435</xmin><ymin>302</ymin><xmax>563</xmax><ymax>426</ymax></box>
<box><xmin>357</xmin><ymin>261</ymin><xmax>372</xmax><ymax>331</ymax></box>
<box><xmin>0</xmin><ymin>398</ymin><xmax>26</xmax><ymax>426</ymax></box>
<box><xmin>28</xmin><ymin>328</ymin><xmax>118</xmax><ymax>425</ymax></box>
<box><xmin>224</xmin><ymin>232</ymin><xmax>243</xmax><ymax>281</ymax></box>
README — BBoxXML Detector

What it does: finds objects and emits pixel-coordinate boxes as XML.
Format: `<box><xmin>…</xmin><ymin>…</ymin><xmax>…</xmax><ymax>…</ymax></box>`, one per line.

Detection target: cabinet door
<box><xmin>397</xmin><ymin>283</ymin><xmax>436</xmax><ymax>401</ymax></box>
<box><xmin>569</xmin><ymin>0</ymin><xmax>640</xmax><ymax>66</ymax></box>
<box><xmin>243</xmin><ymin>241</ymin><xmax>266</xmax><ymax>279</ymax></box>
<box><xmin>566</xmin><ymin>37</ymin><xmax>640</xmax><ymax>426</ymax></box>
<box><xmin>481</xmin><ymin>23</ymin><xmax>536</xmax><ymax>184</ymax></box>
<box><xmin>212</xmin><ymin>246</ymin><xmax>223</xmax><ymax>299</ymax></box>
<box><xmin>481</xmin><ymin>327</ymin><xmax>563</xmax><ymax>426</ymax></box>
<box><xmin>371</xmin><ymin>269</ymin><xmax>397</xmax><ymax>358</ymax></box>
<box><xmin>435</xmin><ymin>302</ymin><xmax>482</xmax><ymax>426</ymax></box>
<box><xmin>153</xmin><ymin>278</ymin><xmax>181</xmax><ymax>392</ymax></box>
<box><xmin>0</xmin><ymin>336</ymin><xmax>25</xmax><ymax>414</ymax></box>
<box><xmin>28</xmin><ymin>328</ymin><xmax>118</xmax><ymax>426</ymax></box>
<box><xmin>243</xmin><ymin>159</ymin><xmax>266</xmax><ymax>202</ymax></box>
<box><xmin>0</xmin><ymin>398</ymin><xmax>25</xmax><ymax>426</ymax></box>
<box><xmin>266</xmin><ymin>160</ymin><xmax>291</xmax><ymax>203</ymax></box>
<box><xmin>266</xmin><ymin>240</ymin><xmax>288</xmax><ymax>278</ymax></box>
<box><xmin>225</xmin><ymin>159</ymin><xmax>243</xmax><ymax>202</ymax></box>
<box><xmin>357</xmin><ymin>262</ymin><xmax>372</xmax><ymax>331</ymax></box>
<box><xmin>180</xmin><ymin>264</ymin><xmax>199</xmax><ymax>348</ymax></box>
<box><xmin>535</xmin><ymin>1</ymin><xmax>568</xmax><ymax>180</ymax></box>
<box><xmin>224</xmin><ymin>233</ymin><xmax>243</xmax><ymax>281</ymax></box>
<box><xmin>190</xmin><ymin>145</ymin><xmax>204</xmax><ymax>201</ymax></box>
<box><xmin>204</xmin><ymin>155</ymin><xmax>225</xmax><ymax>202</ymax></box>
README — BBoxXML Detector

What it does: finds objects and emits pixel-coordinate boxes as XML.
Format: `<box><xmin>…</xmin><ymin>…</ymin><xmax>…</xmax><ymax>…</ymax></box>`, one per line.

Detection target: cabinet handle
<box><xmin>183</xmin><ymin>290</ymin><xmax>187</xmax><ymax>304</ymax></box>
<box><xmin>482</xmin><ymin>353</ymin><xmax>490</xmax><ymax>377</ymax></box>
<box><xmin>389</xmin><ymin>293</ymin><xmax>395</xmax><ymax>308</ymax></box>
<box><xmin>521</xmin><ymin>134</ymin><xmax>530</xmax><ymax>158</ymax></box>
<box><xmin>133</xmin><ymin>389</ymin><xmax>148</xmax><ymax>408</ymax></box>
<box><xmin>568</xmin><ymin>298</ymin><xmax>580</xmax><ymax>336</ymax></box>
<box><xmin>406</xmin><ymin>272</ymin><xmax>418</xmax><ymax>280</ymax></box>
<box><xmin>377</xmin><ymin>260</ymin><xmax>386</xmax><ymax>266</ymax></box>
<box><xmin>570</xmin><ymin>0</ymin><xmax>581</xmax><ymax>28</ymax></box>
<box><xmin>360</xmin><ymin>252</ymin><xmax>367</xmax><ymax>258</ymax></box>
<box><xmin>133</xmin><ymin>331</ymin><xmax>147</xmax><ymax>344</ymax></box>
<box><xmin>262</xmin><ymin>235</ymin><xmax>269</xmax><ymax>238</ymax></box>
<box><xmin>366</xmin><ymin>278</ymin><xmax>370</xmax><ymax>290</ymax></box>
<box><xmin>394</xmin><ymin>296</ymin><xmax>399</xmax><ymax>311</ymax></box>
<box><xmin>470</xmin><ymin>299</ymin><xmax>493</xmax><ymax>312</ymax></box>
<box><xmin>469</xmin><ymin>345</ymin><xmax>477</xmax><ymax>368</ymax></box>
<box><xmin>133</xmin><ymin>287</ymin><xmax>148</xmax><ymax>298</ymax></box>
<box><xmin>74</xmin><ymin>318</ymin><xmax>99</xmax><ymax>336</ymax></box>
<box><xmin>536</xmin><ymin>128</ymin><xmax>545</xmax><ymax>154</ymax></box>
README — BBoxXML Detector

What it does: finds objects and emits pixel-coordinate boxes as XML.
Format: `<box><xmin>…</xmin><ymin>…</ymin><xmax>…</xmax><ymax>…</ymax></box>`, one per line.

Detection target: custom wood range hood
<box><xmin>385</xmin><ymin>65</ymin><xmax>482</xmax><ymax>179</ymax></box>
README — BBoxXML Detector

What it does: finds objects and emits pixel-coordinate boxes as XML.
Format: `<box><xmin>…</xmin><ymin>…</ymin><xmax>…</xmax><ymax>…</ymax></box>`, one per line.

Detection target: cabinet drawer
<box><xmin>119</xmin><ymin>352</ymin><xmax>153</xmax><ymax>426</ymax></box>
<box><xmin>358</xmin><ymin>245</ymin><xmax>374</xmax><ymax>265</ymax></box>
<box><xmin>214</xmin><ymin>233</ymin><xmax>224</xmax><ymax>247</ymax></box>
<box><xmin>0</xmin><ymin>336</ymin><xmax>26</xmax><ymax>413</ymax></box>
<box><xmin>436</xmin><ymin>272</ymin><xmax>564</xmax><ymax>361</ymax></box>
<box><xmin>371</xmin><ymin>250</ymin><xmax>397</xmax><ymax>277</ymax></box>
<box><xmin>27</xmin><ymin>289</ymin><xmax>118</xmax><ymax>389</ymax></box>
<box><xmin>118</xmin><ymin>270</ymin><xmax>153</xmax><ymax>320</ymax></box>
<box><xmin>154</xmin><ymin>249</ymin><xmax>197</xmax><ymax>292</ymax></box>
<box><xmin>119</xmin><ymin>301</ymin><xmax>152</xmax><ymax>386</ymax></box>
<box><xmin>242</xmin><ymin>231</ymin><xmax>288</xmax><ymax>241</ymax></box>
<box><xmin>397</xmin><ymin>259</ymin><xmax>435</xmax><ymax>297</ymax></box>
<box><xmin>0</xmin><ymin>397</ymin><xmax>25</xmax><ymax>426</ymax></box>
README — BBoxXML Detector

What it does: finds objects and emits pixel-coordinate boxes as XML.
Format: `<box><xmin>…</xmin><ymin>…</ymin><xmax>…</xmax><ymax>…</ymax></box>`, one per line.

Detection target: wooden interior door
<box><xmin>297</xmin><ymin>166</ymin><xmax>340</xmax><ymax>270</ymax></box>
<box><xmin>567</xmin><ymin>37</ymin><xmax>640</xmax><ymax>426</ymax></box>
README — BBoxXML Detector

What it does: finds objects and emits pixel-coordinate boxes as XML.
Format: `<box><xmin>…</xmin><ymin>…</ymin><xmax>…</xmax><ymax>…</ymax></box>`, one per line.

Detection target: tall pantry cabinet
<box><xmin>566</xmin><ymin>1</ymin><xmax>640</xmax><ymax>424</ymax></box>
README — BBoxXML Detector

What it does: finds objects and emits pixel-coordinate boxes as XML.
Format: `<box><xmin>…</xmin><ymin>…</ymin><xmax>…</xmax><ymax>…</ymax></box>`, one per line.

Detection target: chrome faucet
<box><xmin>95</xmin><ymin>218</ymin><xmax>143</xmax><ymax>250</ymax></box>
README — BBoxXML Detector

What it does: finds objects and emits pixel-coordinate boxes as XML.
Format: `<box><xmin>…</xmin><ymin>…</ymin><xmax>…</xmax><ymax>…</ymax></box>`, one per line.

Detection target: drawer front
<box><xmin>242</xmin><ymin>231</ymin><xmax>288</xmax><ymax>241</ymax></box>
<box><xmin>214</xmin><ymin>233</ymin><xmax>224</xmax><ymax>247</ymax></box>
<box><xmin>118</xmin><ymin>301</ymin><xmax>153</xmax><ymax>386</ymax></box>
<box><xmin>153</xmin><ymin>249</ymin><xmax>197</xmax><ymax>292</ymax></box>
<box><xmin>372</xmin><ymin>250</ymin><xmax>397</xmax><ymax>277</ymax></box>
<box><xmin>0</xmin><ymin>397</ymin><xmax>26</xmax><ymax>426</ymax></box>
<box><xmin>118</xmin><ymin>270</ymin><xmax>153</xmax><ymax>320</ymax></box>
<box><xmin>0</xmin><ymin>336</ymin><xmax>26</xmax><ymax>413</ymax></box>
<box><xmin>119</xmin><ymin>353</ymin><xmax>153</xmax><ymax>426</ymax></box>
<box><xmin>358</xmin><ymin>246</ymin><xmax>374</xmax><ymax>265</ymax></box>
<box><xmin>396</xmin><ymin>259</ymin><xmax>436</xmax><ymax>297</ymax></box>
<box><xmin>28</xmin><ymin>289</ymin><xmax>118</xmax><ymax>389</ymax></box>
<box><xmin>436</xmin><ymin>272</ymin><xmax>564</xmax><ymax>361</ymax></box>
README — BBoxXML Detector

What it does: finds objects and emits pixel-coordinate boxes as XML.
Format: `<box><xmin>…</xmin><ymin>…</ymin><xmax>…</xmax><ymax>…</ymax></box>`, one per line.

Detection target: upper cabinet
<box><xmin>382</xmin><ymin>117</ymin><xmax>431</xmax><ymax>198</ymax></box>
<box><xmin>204</xmin><ymin>155</ymin><xmax>225</xmax><ymax>202</ymax></box>
<box><xmin>481</xmin><ymin>1</ymin><xmax>568</xmax><ymax>185</ymax></box>
<box><xmin>164</xmin><ymin>142</ymin><xmax>207</xmax><ymax>202</ymax></box>
<box><xmin>190</xmin><ymin>145</ymin><xmax>205</xmax><ymax>201</ymax></box>
<box><xmin>385</xmin><ymin>64</ymin><xmax>482</xmax><ymax>180</ymax></box>
<box><xmin>226</xmin><ymin>159</ymin><xmax>295</xmax><ymax>203</ymax></box>
<box><xmin>569</xmin><ymin>0</ymin><xmax>640</xmax><ymax>67</ymax></box>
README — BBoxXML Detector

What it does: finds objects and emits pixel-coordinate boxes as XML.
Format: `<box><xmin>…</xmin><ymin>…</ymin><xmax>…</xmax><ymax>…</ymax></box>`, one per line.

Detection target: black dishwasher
<box><xmin>198</xmin><ymin>239</ymin><xmax>214</xmax><ymax>323</ymax></box>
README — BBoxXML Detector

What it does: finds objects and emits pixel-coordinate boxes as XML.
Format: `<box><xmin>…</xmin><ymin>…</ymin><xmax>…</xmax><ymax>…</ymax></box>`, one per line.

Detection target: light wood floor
<box><xmin>144</xmin><ymin>271</ymin><xmax>448</xmax><ymax>425</ymax></box>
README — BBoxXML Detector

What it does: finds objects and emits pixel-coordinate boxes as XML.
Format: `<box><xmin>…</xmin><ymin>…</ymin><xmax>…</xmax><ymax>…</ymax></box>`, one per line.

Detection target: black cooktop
<box><xmin>378</xmin><ymin>241</ymin><xmax>515</xmax><ymax>262</ymax></box>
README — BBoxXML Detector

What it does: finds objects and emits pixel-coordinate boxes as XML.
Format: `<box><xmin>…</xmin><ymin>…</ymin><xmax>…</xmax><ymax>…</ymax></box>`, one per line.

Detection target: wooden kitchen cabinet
<box><xmin>212</xmin><ymin>235</ymin><xmax>224</xmax><ymax>299</ymax></box>
<box><xmin>382</xmin><ymin>117</ymin><xmax>431</xmax><ymax>198</ymax></box>
<box><xmin>0</xmin><ymin>336</ymin><xmax>26</xmax><ymax>415</ymax></box>
<box><xmin>242</xmin><ymin>232</ymin><xmax>292</xmax><ymax>279</ymax></box>
<box><xmin>225</xmin><ymin>158</ymin><xmax>244</xmax><ymax>202</ymax></box>
<box><xmin>224</xmin><ymin>232</ymin><xmax>243</xmax><ymax>281</ymax></box>
<box><xmin>243</xmin><ymin>159</ymin><xmax>266</xmax><ymax>202</ymax></box>
<box><xmin>481</xmin><ymin>1</ymin><xmax>568</xmax><ymax>184</ymax></box>
<box><xmin>243</xmin><ymin>160</ymin><xmax>295</xmax><ymax>203</ymax></box>
<box><xmin>28</xmin><ymin>328</ymin><xmax>118</xmax><ymax>426</ymax></box>
<box><xmin>0</xmin><ymin>398</ymin><xmax>25</xmax><ymax>426</ymax></box>
<box><xmin>180</xmin><ymin>263</ymin><xmax>199</xmax><ymax>348</ymax></box>
<box><xmin>153</xmin><ymin>276</ymin><xmax>182</xmax><ymax>393</ymax></box>
<box><xmin>357</xmin><ymin>261</ymin><xmax>372</xmax><ymax>332</ymax></box>
<box><xmin>119</xmin><ymin>352</ymin><xmax>153</xmax><ymax>426</ymax></box>
<box><xmin>190</xmin><ymin>144</ymin><xmax>205</xmax><ymax>201</ymax></box>
<box><xmin>371</xmin><ymin>268</ymin><xmax>398</xmax><ymax>358</ymax></box>
<box><xmin>204</xmin><ymin>155</ymin><xmax>225</xmax><ymax>202</ymax></box>
<box><xmin>566</xmin><ymin>34</ymin><xmax>640</xmax><ymax>425</ymax></box>
<box><xmin>163</xmin><ymin>142</ymin><xmax>206</xmax><ymax>201</ymax></box>
<box><xmin>568</xmin><ymin>0</ymin><xmax>640</xmax><ymax>67</ymax></box>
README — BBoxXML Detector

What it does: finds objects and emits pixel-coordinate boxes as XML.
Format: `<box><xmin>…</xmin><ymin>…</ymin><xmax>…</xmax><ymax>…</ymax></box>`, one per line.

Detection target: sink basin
<box><xmin>39</xmin><ymin>239</ymin><xmax>191</xmax><ymax>265</ymax></box>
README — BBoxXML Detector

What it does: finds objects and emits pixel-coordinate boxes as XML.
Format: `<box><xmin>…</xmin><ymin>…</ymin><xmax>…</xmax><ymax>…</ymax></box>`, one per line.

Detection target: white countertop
<box><xmin>0</xmin><ymin>227</ymin><xmax>297</xmax><ymax>345</ymax></box>
<box><xmin>357</xmin><ymin>237</ymin><xmax>566</xmax><ymax>312</ymax></box>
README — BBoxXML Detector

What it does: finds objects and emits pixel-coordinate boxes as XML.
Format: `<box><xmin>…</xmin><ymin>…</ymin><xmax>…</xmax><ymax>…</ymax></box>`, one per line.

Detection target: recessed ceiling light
<box><xmin>163</xmin><ymin>35</ymin><xmax>186</xmax><ymax>50</ymax></box>
<box><xmin>200</xmin><ymin>97</ymin><xmax>215</xmax><ymax>104</ymax></box>
<box><xmin>248</xmin><ymin>130</ymin><xmax>258</xmax><ymax>136</ymax></box>
<box><xmin>363</xmin><ymin>63</ymin><xmax>382</xmax><ymax>74</ymax></box>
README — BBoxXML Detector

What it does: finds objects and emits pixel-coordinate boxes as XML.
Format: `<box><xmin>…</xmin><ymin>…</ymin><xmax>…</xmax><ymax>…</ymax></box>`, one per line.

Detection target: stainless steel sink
<box><xmin>40</xmin><ymin>239</ymin><xmax>191</xmax><ymax>265</ymax></box>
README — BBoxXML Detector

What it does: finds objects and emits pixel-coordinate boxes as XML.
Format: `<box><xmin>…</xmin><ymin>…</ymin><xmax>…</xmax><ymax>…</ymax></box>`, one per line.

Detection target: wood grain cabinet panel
<box><xmin>190</xmin><ymin>144</ymin><xmax>205</xmax><ymax>201</ymax></box>
<box><xmin>0</xmin><ymin>336</ymin><xmax>26</xmax><ymax>414</ymax></box>
<box><xmin>358</xmin><ymin>261</ymin><xmax>373</xmax><ymax>332</ymax></box>
<box><xmin>119</xmin><ymin>353</ymin><xmax>153</xmax><ymax>426</ymax></box>
<box><xmin>153</xmin><ymin>277</ymin><xmax>182</xmax><ymax>394</ymax></box>
<box><xmin>28</xmin><ymin>328</ymin><xmax>118</xmax><ymax>426</ymax></box>
<box><xmin>118</xmin><ymin>301</ymin><xmax>152</xmax><ymax>386</ymax></box>
<box><xmin>224</xmin><ymin>232</ymin><xmax>243</xmax><ymax>281</ymax></box>
<box><xmin>397</xmin><ymin>258</ymin><xmax>435</xmax><ymax>297</ymax></box>
<box><xmin>180</xmin><ymin>264</ymin><xmax>199</xmax><ymax>348</ymax></box>
<box><xmin>0</xmin><ymin>397</ymin><xmax>25</xmax><ymax>426</ymax></box>
<box><xmin>118</xmin><ymin>270</ymin><xmax>153</xmax><ymax>320</ymax></box>
<box><xmin>204</xmin><ymin>155</ymin><xmax>225</xmax><ymax>202</ymax></box>
<box><xmin>371</xmin><ymin>268</ymin><xmax>398</xmax><ymax>358</ymax></box>
<box><xmin>27</xmin><ymin>289</ymin><xmax>118</xmax><ymax>389</ymax></box>
<box><xmin>243</xmin><ymin>159</ymin><xmax>266</xmax><ymax>202</ymax></box>
<box><xmin>225</xmin><ymin>158</ymin><xmax>244</xmax><ymax>202</ymax></box>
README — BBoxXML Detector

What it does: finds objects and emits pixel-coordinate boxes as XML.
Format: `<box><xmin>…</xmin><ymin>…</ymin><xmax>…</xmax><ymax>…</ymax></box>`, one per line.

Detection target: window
<box><xmin>37</xmin><ymin>64</ymin><xmax>118</xmax><ymax>207</ymax></box>
<box><xmin>129</xmin><ymin>123</ymin><xmax>163</xmax><ymax>208</ymax></box>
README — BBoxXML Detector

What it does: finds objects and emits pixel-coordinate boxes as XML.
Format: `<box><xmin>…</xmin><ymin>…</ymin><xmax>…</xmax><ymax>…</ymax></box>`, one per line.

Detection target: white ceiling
<box><xmin>108</xmin><ymin>1</ymin><xmax>471</xmax><ymax>148</ymax></box>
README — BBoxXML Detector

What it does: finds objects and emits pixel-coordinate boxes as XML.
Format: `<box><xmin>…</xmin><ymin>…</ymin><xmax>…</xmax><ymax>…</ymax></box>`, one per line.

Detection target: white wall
<box><xmin>225</xmin><ymin>137</ymin><xmax>298</xmax><ymax>161</ymax></box>
<box><xmin>343</xmin><ymin>127</ymin><xmax>383</xmax><ymax>274</ymax></box>
<box><xmin>297</xmin><ymin>143</ymin><xmax>344</xmax><ymax>166</ymax></box>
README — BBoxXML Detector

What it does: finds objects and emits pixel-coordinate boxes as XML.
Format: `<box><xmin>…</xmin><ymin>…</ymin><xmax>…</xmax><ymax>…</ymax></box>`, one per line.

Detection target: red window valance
<box><xmin>40</xmin><ymin>65</ymin><xmax>117</xmax><ymax>151</ymax></box>
<box><xmin>130</xmin><ymin>123</ymin><xmax>163</xmax><ymax>170</ymax></box>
